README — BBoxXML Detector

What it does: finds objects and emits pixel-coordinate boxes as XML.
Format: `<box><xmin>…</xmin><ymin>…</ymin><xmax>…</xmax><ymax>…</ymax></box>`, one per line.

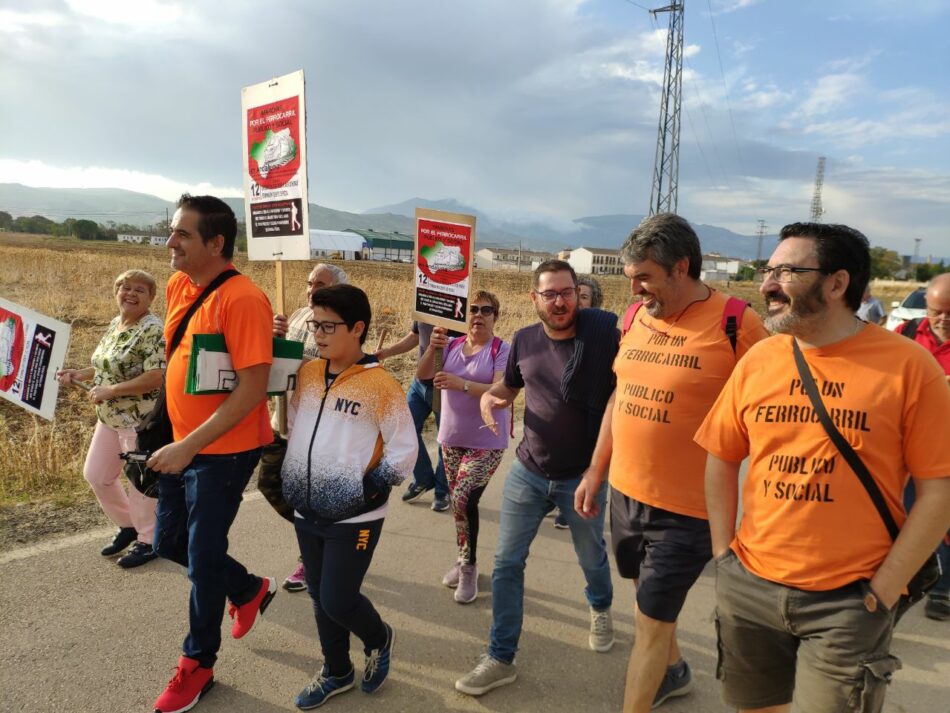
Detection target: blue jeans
<box><xmin>488</xmin><ymin>459</ymin><xmax>612</xmax><ymax>664</ymax></box>
<box><xmin>154</xmin><ymin>449</ymin><xmax>262</xmax><ymax>667</ymax></box>
<box><xmin>406</xmin><ymin>378</ymin><xmax>448</xmax><ymax>498</ymax></box>
<box><xmin>904</xmin><ymin>480</ymin><xmax>950</xmax><ymax>598</ymax></box>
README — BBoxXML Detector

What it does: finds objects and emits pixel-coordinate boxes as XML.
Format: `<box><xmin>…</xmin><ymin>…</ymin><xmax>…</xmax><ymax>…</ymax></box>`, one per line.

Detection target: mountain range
<box><xmin>0</xmin><ymin>183</ymin><xmax>767</xmax><ymax>259</ymax></box>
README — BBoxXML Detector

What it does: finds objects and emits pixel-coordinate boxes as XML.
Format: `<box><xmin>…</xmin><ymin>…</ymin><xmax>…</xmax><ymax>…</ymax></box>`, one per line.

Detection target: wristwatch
<box><xmin>463</xmin><ymin>380</ymin><xmax>470</xmax><ymax>392</ymax></box>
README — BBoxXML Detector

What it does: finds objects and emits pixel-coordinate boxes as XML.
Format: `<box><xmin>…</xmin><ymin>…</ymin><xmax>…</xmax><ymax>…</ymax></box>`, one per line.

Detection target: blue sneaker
<box><xmin>651</xmin><ymin>659</ymin><xmax>692</xmax><ymax>709</ymax></box>
<box><xmin>295</xmin><ymin>666</ymin><xmax>355</xmax><ymax>709</ymax></box>
<box><xmin>361</xmin><ymin>623</ymin><xmax>394</xmax><ymax>693</ymax></box>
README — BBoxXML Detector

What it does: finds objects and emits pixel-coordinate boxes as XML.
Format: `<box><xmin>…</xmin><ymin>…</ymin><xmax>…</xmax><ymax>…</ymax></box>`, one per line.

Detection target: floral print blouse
<box><xmin>90</xmin><ymin>313</ymin><xmax>166</xmax><ymax>429</ymax></box>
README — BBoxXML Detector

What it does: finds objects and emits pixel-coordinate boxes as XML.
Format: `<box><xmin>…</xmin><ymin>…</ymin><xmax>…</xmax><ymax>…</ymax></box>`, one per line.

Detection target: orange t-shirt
<box><xmin>694</xmin><ymin>325</ymin><xmax>950</xmax><ymax>591</ymax></box>
<box><xmin>165</xmin><ymin>268</ymin><xmax>274</xmax><ymax>454</ymax></box>
<box><xmin>609</xmin><ymin>290</ymin><xmax>768</xmax><ymax>519</ymax></box>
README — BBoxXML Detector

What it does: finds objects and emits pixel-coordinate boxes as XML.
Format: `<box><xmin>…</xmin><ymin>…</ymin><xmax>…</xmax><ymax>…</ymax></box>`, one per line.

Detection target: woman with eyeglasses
<box><xmin>417</xmin><ymin>290</ymin><xmax>511</xmax><ymax>604</ymax></box>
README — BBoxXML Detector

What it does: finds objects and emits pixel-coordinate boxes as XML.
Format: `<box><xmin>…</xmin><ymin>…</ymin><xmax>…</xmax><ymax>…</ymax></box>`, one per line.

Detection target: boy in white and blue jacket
<box><xmin>281</xmin><ymin>284</ymin><xmax>417</xmax><ymax>710</ymax></box>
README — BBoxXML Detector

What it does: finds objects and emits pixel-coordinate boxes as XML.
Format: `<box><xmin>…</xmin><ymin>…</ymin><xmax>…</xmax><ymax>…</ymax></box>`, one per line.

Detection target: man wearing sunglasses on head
<box><xmin>455</xmin><ymin>259</ymin><xmax>618</xmax><ymax>696</ymax></box>
<box><xmin>575</xmin><ymin>213</ymin><xmax>768</xmax><ymax>712</ymax></box>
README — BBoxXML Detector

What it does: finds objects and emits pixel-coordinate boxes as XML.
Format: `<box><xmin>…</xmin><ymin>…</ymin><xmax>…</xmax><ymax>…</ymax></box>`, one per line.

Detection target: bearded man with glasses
<box><xmin>696</xmin><ymin>223</ymin><xmax>950</xmax><ymax>713</ymax></box>
<box><xmin>455</xmin><ymin>259</ymin><xmax>618</xmax><ymax>696</ymax></box>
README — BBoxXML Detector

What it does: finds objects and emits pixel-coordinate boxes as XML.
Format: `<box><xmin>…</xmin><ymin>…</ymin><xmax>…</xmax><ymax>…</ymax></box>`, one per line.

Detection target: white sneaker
<box><xmin>589</xmin><ymin>606</ymin><xmax>614</xmax><ymax>652</ymax></box>
<box><xmin>455</xmin><ymin>654</ymin><xmax>517</xmax><ymax>696</ymax></box>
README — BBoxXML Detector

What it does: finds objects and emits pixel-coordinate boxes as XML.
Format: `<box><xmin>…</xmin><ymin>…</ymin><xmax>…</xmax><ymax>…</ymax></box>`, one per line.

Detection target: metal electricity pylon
<box><xmin>648</xmin><ymin>3</ymin><xmax>685</xmax><ymax>217</ymax></box>
<box><xmin>754</xmin><ymin>219</ymin><xmax>767</xmax><ymax>262</ymax></box>
<box><xmin>809</xmin><ymin>156</ymin><xmax>826</xmax><ymax>222</ymax></box>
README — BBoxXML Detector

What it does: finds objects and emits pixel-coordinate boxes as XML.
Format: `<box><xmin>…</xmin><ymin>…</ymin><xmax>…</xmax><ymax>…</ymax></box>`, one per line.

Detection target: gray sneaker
<box><xmin>588</xmin><ymin>606</ymin><xmax>614</xmax><ymax>652</ymax></box>
<box><xmin>652</xmin><ymin>660</ymin><xmax>692</xmax><ymax>709</ymax></box>
<box><xmin>455</xmin><ymin>654</ymin><xmax>517</xmax><ymax>696</ymax></box>
<box><xmin>454</xmin><ymin>564</ymin><xmax>478</xmax><ymax>604</ymax></box>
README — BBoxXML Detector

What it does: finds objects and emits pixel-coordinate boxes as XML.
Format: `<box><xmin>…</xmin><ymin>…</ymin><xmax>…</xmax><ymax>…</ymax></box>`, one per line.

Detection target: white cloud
<box><xmin>742</xmin><ymin>80</ymin><xmax>792</xmax><ymax>109</ymax></box>
<box><xmin>0</xmin><ymin>159</ymin><xmax>241</xmax><ymax>202</ymax></box>
<box><xmin>714</xmin><ymin>0</ymin><xmax>763</xmax><ymax>13</ymax></box>
<box><xmin>65</xmin><ymin>0</ymin><xmax>184</xmax><ymax>27</ymax></box>
<box><xmin>799</xmin><ymin>72</ymin><xmax>865</xmax><ymax>117</ymax></box>
<box><xmin>0</xmin><ymin>9</ymin><xmax>65</xmax><ymax>34</ymax></box>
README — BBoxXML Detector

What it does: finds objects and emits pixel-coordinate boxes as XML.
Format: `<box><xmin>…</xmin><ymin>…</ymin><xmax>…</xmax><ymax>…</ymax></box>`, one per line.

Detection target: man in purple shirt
<box><xmin>455</xmin><ymin>259</ymin><xmax>617</xmax><ymax>696</ymax></box>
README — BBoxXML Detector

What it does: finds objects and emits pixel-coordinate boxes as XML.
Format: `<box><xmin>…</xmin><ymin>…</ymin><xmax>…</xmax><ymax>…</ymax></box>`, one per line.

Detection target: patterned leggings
<box><xmin>443</xmin><ymin>445</ymin><xmax>506</xmax><ymax>566</ymax></box>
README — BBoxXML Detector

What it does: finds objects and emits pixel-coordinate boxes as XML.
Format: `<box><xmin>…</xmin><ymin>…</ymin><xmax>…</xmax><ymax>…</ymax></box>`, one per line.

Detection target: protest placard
<box><xmin>241</xmin><ymin>69</ymin><xmax>310</xmax><ymax>262</ymax></box>
<box><xmin>0</xmin><ymin>297</ymin><xmax>70</xmax><ymax>420</ymax></box>
<box><xmin>412</xmin><ymin>208</ymin><xmax>476</xmax><ymax>332</ymax></box>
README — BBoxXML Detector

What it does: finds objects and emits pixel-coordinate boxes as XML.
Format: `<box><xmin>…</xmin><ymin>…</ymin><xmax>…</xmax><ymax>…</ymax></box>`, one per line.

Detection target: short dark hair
<box><xmin>778</xmin><ymin>222</ymin><xmax>870</xmax><ymax>311</ymax></box>
<box><xmin>177</xmin><ymin>194</ymin><xmax>238</xmax><ymax>259</ymax></box>
<box><xmin>472</xmin><ymin>289</ymin><xmax>501</xmax><ymax>318</ymax></box>
<box><xmin>576</xmin><ymin>275</ymin><xmax>604</xmax><ymax>308</ymax></box>
<box><xmin>310</xmin><ymin>284</ymin><xmax>372</xmax><ymax>345</ymax></box>
<box><xmin>620</xmin><ymin>213</ymin><xmax>702</xmax><ymax>279</ymax></box>
<box><xmin>533</xmin><ymin>259</ymin><xmax>577</xmax><ymax>288</ymax></box>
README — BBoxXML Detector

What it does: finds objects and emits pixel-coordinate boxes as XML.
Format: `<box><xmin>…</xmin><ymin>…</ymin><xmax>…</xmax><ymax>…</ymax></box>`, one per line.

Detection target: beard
<box><xmin>536</xmin><ymin>301</ymin><xmax>577</xmax><ymax>333</ymax></box>
<box><xmin>763</xmin><ymin>279</ymin><xmax>826</xmax><ymax>334</ymax></box>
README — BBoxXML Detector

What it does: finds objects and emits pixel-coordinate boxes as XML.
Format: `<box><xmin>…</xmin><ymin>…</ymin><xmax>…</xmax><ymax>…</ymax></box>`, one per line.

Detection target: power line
<box><xmin>683</xmin><ymin>55</ymin><xmax>731</xmax><ymax>190</ymax></box>
<box><xmin>682</xmin><ymin>103</ymin><xmax>716</xmax><ymax>188</ymax></box>
<box><xmin>704</xmin><ymin>0</ymin><xmax>744</xmax><ymax>175</ymax></box>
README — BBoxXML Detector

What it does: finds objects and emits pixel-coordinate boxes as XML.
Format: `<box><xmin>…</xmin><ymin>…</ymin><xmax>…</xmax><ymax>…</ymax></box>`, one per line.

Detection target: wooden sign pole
<box><xmin>432</xmin><ymin>346</ymin><xmax>443</xmax><ymax>414</ymax></box>
<box><xmin>274</xmin><ymin>261</ymin><xmax>288</xmax><ymax>435</ymax></box>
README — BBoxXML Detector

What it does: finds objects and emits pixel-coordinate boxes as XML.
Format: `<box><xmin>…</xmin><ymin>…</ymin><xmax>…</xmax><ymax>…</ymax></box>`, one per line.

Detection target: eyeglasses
<box><xmin>755</xmin><ymin>265</ymin><xmax>827</xmax><ymax>283</ymax></box>
<box><xmin>533</xmin><ymin>288</ymin><xmax>578</xmax><ymax>304</ymax></box>
<box><xmin>305</xmin><ymin>320</ymin><xmax>347</xmax><ymax>334</ymax></box>
<box><xmin>469</xmin><ymin>305</ymin><xmax>495</xmax><ymax>316</ymax></box>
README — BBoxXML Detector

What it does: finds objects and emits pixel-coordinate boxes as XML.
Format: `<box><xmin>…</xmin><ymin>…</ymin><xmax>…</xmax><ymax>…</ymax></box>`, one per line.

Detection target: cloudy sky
<box><xmin>1</xmin><ymin>0</ymin><xmax>948</xmax><ymax>255</ymax></box>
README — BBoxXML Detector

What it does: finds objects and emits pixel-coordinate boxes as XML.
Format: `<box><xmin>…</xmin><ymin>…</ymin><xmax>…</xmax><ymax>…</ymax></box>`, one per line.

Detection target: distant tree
<box><xmin>915</xmin><ymin>261</ymin><xmax>949</xmax><ymax>282</ymax></box>
<box><xmin>869</xmin><ymin>246</ymin><xmax>902</xmax><ymax>279</ymax></box>
<box><xmin>0</xmin><ymin>210</ymin><xmax>12</xmax><ymax>230</ymax></box>
<box><xmin>12</xmin><ymin>215</ymin><xmax>56</xmax><ymax>234</ymax></box>
<box><xmin>73</xmin><ymin>219</ymin><xmax>101</xmax><ymax>241</ymax></box>
<box><xmin>736</xmin><ymin>265</ymin><xmax>757</xmax><ymax>281</ymax></box>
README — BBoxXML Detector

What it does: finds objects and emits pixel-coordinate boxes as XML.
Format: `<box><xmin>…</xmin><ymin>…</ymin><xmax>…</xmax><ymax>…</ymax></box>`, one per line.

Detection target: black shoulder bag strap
<box><xmin>167</xmin><ymin>269</ymin><xmax>240</xmax><ymax>357</ymax></box>
<box><xmin>791</xmin><ymin>338</ymin><xmax>900</xmax><ymax>539</ymax></box>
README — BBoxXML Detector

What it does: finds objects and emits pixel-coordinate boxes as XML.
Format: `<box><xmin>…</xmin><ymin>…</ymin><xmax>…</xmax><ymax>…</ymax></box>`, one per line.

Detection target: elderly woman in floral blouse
<box><xmin>56</xmin><ymin>270</ymin><xmax>166</xmax><ymax>568</ymax></box>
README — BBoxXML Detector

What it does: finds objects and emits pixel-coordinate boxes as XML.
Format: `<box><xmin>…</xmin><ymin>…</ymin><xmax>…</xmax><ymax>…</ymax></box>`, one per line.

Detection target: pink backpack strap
<box><xmin>445</xmin><ymin>335</ymin><xmax>466</xmax><ymax>355</ymax></box>
<box><xmin>720</xmin><ymin>297</ymin><xmax>748</xmax><ymax>354</ymax></box>
<box><xmin>622</xmin><ymin>301</ymin><xmax>644</xmax><ymax>336</ymax></box>
<box><xmin>490</xmin><ymin>336</ymin><xmax>502</xmax><ymax>361</ymax></box>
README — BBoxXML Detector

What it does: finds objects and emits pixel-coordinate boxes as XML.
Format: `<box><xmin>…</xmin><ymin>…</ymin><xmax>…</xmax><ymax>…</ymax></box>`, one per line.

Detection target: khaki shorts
<box><xmin>714</xmin><ymin>550</ymin><xmax>901</xmax><ymax>713</ymax></box>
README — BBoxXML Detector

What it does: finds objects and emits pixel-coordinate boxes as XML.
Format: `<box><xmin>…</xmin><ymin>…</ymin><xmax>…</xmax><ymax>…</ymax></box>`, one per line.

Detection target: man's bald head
<box><xmin>926</xmin><ymin>273</ymin><xmax>950</xmax><ymax>343</ymax></box>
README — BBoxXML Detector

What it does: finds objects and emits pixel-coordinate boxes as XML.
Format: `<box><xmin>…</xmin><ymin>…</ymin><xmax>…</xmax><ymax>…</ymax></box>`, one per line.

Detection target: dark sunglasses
<box><xmin>469</xmin><ymin>305</ymin><xmax>495</xmax><ymax>316</ymax></box>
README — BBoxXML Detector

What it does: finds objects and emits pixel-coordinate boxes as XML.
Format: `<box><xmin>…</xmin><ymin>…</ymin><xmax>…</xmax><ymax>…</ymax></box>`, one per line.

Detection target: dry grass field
<box><xmin>0</xmin><ymin>232</ymin><xmax>920</xmax><ymax>508</ymax></box>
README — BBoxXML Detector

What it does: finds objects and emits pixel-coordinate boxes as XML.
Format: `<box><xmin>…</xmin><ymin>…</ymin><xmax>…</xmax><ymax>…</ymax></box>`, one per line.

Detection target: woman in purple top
<box><xmin>417</xmin><ymin>290</ymin><xmax>510</xmax><ymax>604</ymax></box>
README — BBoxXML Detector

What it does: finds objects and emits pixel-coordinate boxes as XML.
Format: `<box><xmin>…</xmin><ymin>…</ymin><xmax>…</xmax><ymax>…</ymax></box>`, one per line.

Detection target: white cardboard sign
<box><xmin>241</xmin><ymin>69</ymin><xmax>310</xmax><ymax>261</ymax></box>
<box><xmin>0</xmin><ymin>297</ymin><xmax>71</xmax><ymax>420</ymax></box>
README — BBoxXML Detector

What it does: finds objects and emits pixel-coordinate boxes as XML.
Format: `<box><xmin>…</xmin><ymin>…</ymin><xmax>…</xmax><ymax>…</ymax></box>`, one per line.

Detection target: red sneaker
<box><xmin>153</xmin><ymin>656</ymin><xmax>214</xmax><ymax>713</ymax></box>
<box><xmin>228</xmin><ymin>576</ymin><xmax>276</xmax><ymax>639</ymax></box>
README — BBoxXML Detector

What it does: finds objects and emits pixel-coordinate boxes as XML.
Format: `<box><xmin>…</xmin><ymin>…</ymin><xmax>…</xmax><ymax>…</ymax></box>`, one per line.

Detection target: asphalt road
<box><xmin>1</xmin><ymin>439</ymin><xmax>947</xmax><ymax>712</ymax></box>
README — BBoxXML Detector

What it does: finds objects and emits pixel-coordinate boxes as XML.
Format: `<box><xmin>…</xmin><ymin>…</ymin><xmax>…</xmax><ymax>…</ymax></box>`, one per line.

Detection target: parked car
<box><xmin>884</xmin><ymin>288</ymin><xmax>927</xmax><ymax>331</ymax></box>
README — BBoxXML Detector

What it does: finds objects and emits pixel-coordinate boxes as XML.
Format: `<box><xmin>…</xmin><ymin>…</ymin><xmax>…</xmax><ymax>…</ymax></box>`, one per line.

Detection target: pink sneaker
<box><xmin>442</xmin><ymin>562</ymin><xmax>461</xmax><ymax>589</ymax></box>
<box><xmin>455</xmin><ymin>564</ymin><xmax>478</xmax><ymax>604</ymax></box>
<box><xmin>283</xmin><ymin>562</ymin><xmax>307</xmax><ymax>592</ymax></box>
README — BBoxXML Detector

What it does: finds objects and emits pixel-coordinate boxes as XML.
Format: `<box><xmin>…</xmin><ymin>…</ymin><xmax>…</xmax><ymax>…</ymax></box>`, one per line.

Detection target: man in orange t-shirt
<box><xmin>695</xmin><ymin>223</ymin><xmax>950</xmax><ymax>713</ymax></box>
<box><xmin>575</xmin><ymin>213</ymin><xmax>768</xmax><ymax>713</ymax></box>
<box><xmin>148</xmin><ymin>195</ymin><xmax>275</xmax><ymax>713</ymax></box>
